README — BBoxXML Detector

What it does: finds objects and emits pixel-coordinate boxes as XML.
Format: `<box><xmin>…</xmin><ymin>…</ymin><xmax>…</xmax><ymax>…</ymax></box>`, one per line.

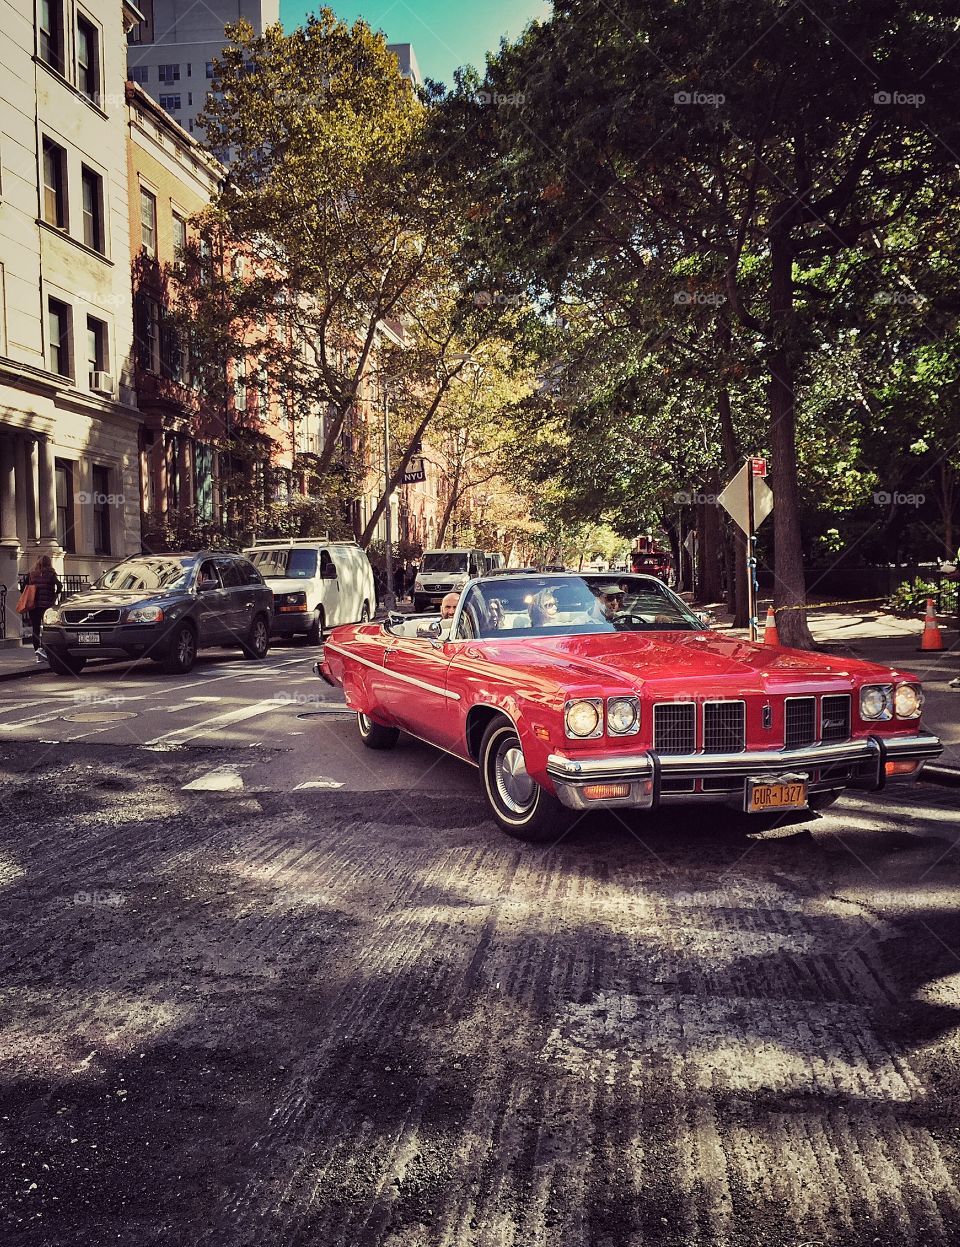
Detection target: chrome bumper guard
<box><xmin>546</xmin><ymin>731</ymin><xmax>943</xmax><ymax>811</ymax></box>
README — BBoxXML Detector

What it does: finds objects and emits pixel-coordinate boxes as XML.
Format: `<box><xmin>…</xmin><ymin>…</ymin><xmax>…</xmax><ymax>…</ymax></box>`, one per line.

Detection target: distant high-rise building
<box><xmin>387</xmin><ymin>43</ymin><xmax>423</xmax><ymax>87</ymax></box>
<box><xmin>127</xmin><ymin>0</ymin><xmax>280</xmax><ymax>139</ymax></box>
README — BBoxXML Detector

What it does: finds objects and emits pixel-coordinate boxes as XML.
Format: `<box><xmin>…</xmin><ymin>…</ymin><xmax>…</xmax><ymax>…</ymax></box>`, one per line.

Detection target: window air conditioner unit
<box><xmin>90</xmin><ymin>370</ymin><xmax>115</xmax><ymax>395</ymax></box>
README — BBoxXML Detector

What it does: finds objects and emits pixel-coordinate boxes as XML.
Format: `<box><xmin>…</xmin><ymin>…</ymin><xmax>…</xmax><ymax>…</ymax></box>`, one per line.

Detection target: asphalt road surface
<box><xmin>1</xmin><ymin>647</ymin><xmax>959</xmax><ymax>1247</ymax></box>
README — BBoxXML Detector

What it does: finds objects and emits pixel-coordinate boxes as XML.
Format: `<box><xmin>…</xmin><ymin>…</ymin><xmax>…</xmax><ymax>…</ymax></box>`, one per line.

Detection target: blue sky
<box><xmin>279</xmin><ymin>1</ymin><xmax>551</xmax><ymax>86</ymax></box>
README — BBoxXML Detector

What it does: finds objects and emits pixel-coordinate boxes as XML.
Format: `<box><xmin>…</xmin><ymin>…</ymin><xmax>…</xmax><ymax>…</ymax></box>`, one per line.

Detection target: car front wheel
<box><xmin>163</xmin><ymin>623</ymin><xmax>197</xmax><ymax>674</ymax></box>
<box><xmin>242</xmin><ymin>615</ymin><xmax>270</xmax><ymax>660</ymax></box>
<box><xmin>47</xmin><ymin>652</ymin><xmax>87</xmax><ymax>677</ymax></box>
<box><xmin>479</xmin><ymin>719</ymin><xmax>571</xmax><ymax>843</ymax></box>
<box><xmin>357</xmin><ymin>711</ymin><xmax>399</xmax><ymax>750</ymax></box>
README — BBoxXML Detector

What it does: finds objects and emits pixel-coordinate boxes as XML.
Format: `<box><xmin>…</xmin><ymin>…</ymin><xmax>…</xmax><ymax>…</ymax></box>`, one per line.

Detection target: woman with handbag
<box><xmin>20</xmin><ymin>555</ymin><xmax>62</xmax><ymax>660</ymax></box>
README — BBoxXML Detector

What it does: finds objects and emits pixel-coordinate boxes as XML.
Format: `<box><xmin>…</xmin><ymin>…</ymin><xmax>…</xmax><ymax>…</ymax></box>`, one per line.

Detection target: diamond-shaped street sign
<box><xmin>718</xmin><ymin>463</ymin><xmax>774</xmax><ymax>534</ymax></box>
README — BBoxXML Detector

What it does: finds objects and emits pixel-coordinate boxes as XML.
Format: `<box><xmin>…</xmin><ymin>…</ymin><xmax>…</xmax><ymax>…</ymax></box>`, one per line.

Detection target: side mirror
<box><xmin>695</xmin><ymin>610</ymin><xmax>714</xmax><ymax>625</ymax></box>
<box><xmin>321</xmin><ymin>564</ymin><xmax>337</xmax><ymax>580</ymax></box>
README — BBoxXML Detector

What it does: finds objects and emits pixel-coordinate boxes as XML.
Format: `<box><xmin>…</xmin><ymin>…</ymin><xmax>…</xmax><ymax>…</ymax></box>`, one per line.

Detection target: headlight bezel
<box><xmin>894</xmin><ymin>681</ymin><xmax>923</xmax><ymax>719</ymax></box>
<box><xmin>607</xmin><ymin>695</ymin><xmax>641</xmax><ymax>736</ymax></box>
<box><xmin>564</xmin><ymin>697</ymin><xmax>604</xmax><ymax>739</ymax></box>
<box><xmin>127</xmin><ymin>604</ymin><xmax>165</xmax><ymax>624</ymax></box>
<box><xmin>859</xmin><ymin>683</ymin><xmax>894</xmax><ymax>722</ymax></box>
<box><xmin>42</xmin><ymin>608</ymin><xmax>61</xmax><ymax>626</ymax></box>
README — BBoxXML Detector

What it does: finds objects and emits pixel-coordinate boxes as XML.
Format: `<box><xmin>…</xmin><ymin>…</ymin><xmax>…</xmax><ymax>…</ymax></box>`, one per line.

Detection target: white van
<box><xmin>412</xmin><ymin>548</ymin><xmax>486</xmax><ymax>612</ymax></box>
<box><xmin>244</xmin><ymin>539</ymin><xmax>376</xmax><ymax>643</ymax></box>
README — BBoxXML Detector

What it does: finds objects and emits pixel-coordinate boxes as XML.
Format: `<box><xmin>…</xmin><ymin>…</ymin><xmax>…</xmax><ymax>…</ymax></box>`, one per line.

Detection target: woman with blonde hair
<box><xmin>529</xmin><ymin>588</ymin><xmax>561</xmax><ymax>628</ymax></box>
<box><xmin>25</xmin><ymin>554</ymin><xmax>61</xmax><ymax>660</ymax></box>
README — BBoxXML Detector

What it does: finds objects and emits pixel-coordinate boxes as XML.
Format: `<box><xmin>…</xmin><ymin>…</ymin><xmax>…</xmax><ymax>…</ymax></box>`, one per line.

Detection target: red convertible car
<box><xmin>316</xmin><ymin>573</ymin><xmax>942</xmax><ymax>841</ymax></box>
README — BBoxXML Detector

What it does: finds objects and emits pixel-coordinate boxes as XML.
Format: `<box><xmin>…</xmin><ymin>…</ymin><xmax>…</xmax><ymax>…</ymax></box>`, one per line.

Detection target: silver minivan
<box><xmin>244</xmin><ymin>539</ymin><xmax>376</xmax><ymax>643</ymax></box>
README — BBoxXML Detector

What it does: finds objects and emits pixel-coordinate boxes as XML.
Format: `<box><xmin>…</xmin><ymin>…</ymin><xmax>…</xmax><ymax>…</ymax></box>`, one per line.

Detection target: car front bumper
<box><xmin>545</xmin><ymin>731</ymin><xmax>944</xmax><ymax>811</ymax></box>
<box><xmin>271</xmin><ymin>610</ymin><xmax>312</xmax><ymax>636</ymax></box>
<box><xmin>42</xmin><ymin>624</ymin><xmax>171</xmax><ymax>662</ymax></box>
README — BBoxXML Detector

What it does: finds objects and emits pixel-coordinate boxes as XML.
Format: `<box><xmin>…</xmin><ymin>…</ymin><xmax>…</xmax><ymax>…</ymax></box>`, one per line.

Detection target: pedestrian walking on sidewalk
<box><xmin>25</xmin><ymin>555</ymin><xmax>61</xmax><ymax>661</ymax></box>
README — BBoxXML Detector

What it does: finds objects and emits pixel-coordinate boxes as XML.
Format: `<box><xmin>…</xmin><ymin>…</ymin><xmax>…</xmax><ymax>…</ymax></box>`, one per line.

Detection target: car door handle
<box><xmin>383</xmin><ymin>649</ymin><xmax>393</xmax><ymax>664</ymax></box>
<box><xmin>465</xmin><ymin>646</ymin><xmax>482</xmax><ymax>659</ymax></box>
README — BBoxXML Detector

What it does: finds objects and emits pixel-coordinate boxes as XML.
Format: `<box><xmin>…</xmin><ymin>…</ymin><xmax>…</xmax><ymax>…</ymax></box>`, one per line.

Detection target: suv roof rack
<box><xmin>247</xmin><ymin>536</ymin><xmax>360</xmax><ymax>547</ymax></box>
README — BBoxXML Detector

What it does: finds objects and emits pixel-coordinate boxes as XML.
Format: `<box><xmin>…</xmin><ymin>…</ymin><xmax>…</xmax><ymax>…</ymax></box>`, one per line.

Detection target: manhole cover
<box><xmin>62</xmin><ymin>711</ymin><xmax>140</xmax><ymax>723</ymax></box>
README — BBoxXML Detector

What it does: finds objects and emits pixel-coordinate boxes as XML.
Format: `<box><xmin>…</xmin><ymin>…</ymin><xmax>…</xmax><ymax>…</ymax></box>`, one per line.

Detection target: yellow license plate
<box><xmin>747</xmin><ymin>779</ymin><xmax>807</xmax><ymax>813</ymax></box>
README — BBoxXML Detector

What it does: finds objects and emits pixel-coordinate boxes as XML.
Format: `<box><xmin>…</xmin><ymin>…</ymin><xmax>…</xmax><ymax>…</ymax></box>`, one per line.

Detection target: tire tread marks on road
<box><xmin>1</xmin><ymin>747</ymin><xmax>960</xmax><ymax>1247</ymax></box>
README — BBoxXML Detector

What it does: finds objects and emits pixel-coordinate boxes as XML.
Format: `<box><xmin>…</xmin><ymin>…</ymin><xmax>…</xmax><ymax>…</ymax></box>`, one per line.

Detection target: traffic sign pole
<box><xmin>746</xmin><ymin>462</ymin><xmax>757</xmax><ymax>642</ymax></box>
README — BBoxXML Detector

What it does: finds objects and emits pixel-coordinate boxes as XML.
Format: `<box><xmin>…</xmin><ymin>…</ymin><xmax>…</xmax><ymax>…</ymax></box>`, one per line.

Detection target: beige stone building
<box><xmin>0</xmin><ymin>0</ymin><xmax>143</xmax><ymax>644</ymax></box>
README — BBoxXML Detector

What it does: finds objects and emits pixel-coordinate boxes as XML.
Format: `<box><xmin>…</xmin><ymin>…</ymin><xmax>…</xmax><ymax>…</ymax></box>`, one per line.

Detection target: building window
<box><xmin>47</xmin><ymin>298</ymin><xmax>71</xmax><ymax>376</ymax></box>
<box><xmin>129</xmin><ymin>64</ymin><xmax>148</xmax><ymax>84</ymax></box>
<box><xmin>76</xmin><ymin>16</ymin><xmax>99</xmax><ymax>101</ymax></box>
<box><xmin>42</xmin><ymin>138</ymin><xmax>67</xmax><ymax>228</ymax></box>
<box><xmin>187</xmin><ymin>91</ymin><xmax>192</xmax><ymax>106</ymax></box>
<box><xmin>158</xmin><ymin>63</ymin><xmax>179</xmax><ymax>82</ymax></box>
<box><xmin>39</xmin><ymin>0</ymin><xmax>65</xmax><ymax>74</ymax></box>
<box><xmin>81</xmin><ymin>166</ymin><xmax>104</xmax><ymax>253</ymax></box>
<box><xmin>86</xmin><ymin>315</ymin><xmax>107</xmax><ymax>378</ymax></box>
<box><xmin>205</xmin><ymin>62</ymin><xmax>214</xmax><ymax>79</ymax></box>
<box><xmin>159</xmin><ymin>94</ymin><xmax>181</xmax><ymax>113</ymax></box>
<box><xmin>144</xmin><ymin>297</ymin><xmax>160</xmax><ymax>372</ymax></box>
<box><xmin>186</xmin><ymin>62</ymin><xmax>191</xmax><ymax>77</ymax></box>
<box><xmin>233</xmin><ymin>359</ymin><xmax>247</xmax><ymax>411</ymax></box>
<box><xmin>171</xmin><ymin>210</ymin><xmax>186</xmax><ymax>258</ymax></box>
<box><xmin>55</xmin><ymin>459</ymin><xmax>75</xmax><ymax>551</ymax></box>
<box><xmin>92</xmin><ymin>465</ymin><xmax>111</xmax><ymax>555</ymax></box>
<box><xmin>139</xmin><ymin>186</ymin><xmax>156</xmax><ymax>255</ymax></box>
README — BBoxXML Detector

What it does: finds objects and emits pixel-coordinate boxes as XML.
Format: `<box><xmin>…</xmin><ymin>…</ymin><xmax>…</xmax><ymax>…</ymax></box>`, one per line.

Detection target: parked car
<box><xmin>41</xmin><ymin>552</ymin><xmax>273</xmax><ymax>676</ymax></box>
<box><xmin>479</xmin><ymin>566</ymin><xmax>538</xmax><ymax>577</ymax></box>
<box><xmin>244</xmin><ymin>539</ymin><xmax>375</xmax><ymax>643</ymax></box>
<box><xmin>412</xmin><ymin>548</ymin><xmax>486</xmax><ymax>611</ymax></box>
<box><xmin>316</xmin><ymin>571</ymin><xmax>942</xmax><ymax>842</ymax></box>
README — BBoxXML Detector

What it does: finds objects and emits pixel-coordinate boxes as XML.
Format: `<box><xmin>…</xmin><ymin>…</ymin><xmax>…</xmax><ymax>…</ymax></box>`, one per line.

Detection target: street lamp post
<box><xmin>383</xmin><ymin>381</ymin><xmax>394</xmax><ymax>603</ymax></box>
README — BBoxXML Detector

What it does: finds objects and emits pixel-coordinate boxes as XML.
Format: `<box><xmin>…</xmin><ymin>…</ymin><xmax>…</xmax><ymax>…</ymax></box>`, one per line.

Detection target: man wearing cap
<box><xmin>588</xmin><ymin>583</ymin><xmax>626</xmax><ymax>623</ymax></box>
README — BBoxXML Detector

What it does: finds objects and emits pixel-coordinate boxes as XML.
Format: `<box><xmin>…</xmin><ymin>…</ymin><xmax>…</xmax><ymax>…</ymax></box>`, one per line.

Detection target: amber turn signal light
<box><xmin>885</xmin><ymin>759</ymin><xmax>919</xmax><ymax>776</ymax></box>
<box><xmin>582</xmin><ymin>782</ymin><xmax>631</xmax><ymax>800</ymax></box>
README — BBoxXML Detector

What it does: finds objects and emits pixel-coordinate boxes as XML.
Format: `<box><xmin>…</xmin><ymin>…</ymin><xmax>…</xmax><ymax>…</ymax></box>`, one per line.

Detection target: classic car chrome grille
<box><xmin>785</xmin><ymin>697</ymin><xmax>816</xmax><ymax>750</ymax></box>
<box><xmin>820</xmin><ymin>694</ymin><xmax>851</xmax><ymax>744</ymax></box>
<box><xmin>653</xmin><ymin>703</ymin><xmax>696</xmax><ymax>754</ymax></box>
<box><xmin>63</xmin><ymin>608</ymin><xmax>121</xmax><ymax>626</ymax></box>
<box><xmin>703</xmin><ymin>701</ymin><xmax>745</xmax><ymax>753</ymax></box>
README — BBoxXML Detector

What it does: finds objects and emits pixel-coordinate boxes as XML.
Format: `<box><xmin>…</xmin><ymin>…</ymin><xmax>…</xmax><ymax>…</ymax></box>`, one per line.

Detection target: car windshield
<box><xmin>249</xmin><ymin>548</ymin><xmax>318</xmax><ymax>579</ymax></box>
<box><xmin>456</xmin><ymin>575</ymin><xmax>702</xmax><ymax>639</ymax></box>
<box><xmin>421</xmin><ymin>552</ymin><xmax>469</xmax><ymax>573</ymax></box>
<box><xmin>96</xmin><ymin>558</ymin><xmax>194</xmax><ymax>592</ymax></box>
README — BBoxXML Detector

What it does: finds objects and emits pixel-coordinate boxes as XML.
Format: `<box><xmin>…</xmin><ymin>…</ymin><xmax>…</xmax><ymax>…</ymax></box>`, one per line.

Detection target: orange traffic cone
<box><xmin>919</xmin><ymin>598</ymin><xmax>944</xmax><ymax>651</ymax></box>
<box><xmin>762</xmin><ymin>606</ymin><xmax>780</xmax><ymax>645</ymax></box>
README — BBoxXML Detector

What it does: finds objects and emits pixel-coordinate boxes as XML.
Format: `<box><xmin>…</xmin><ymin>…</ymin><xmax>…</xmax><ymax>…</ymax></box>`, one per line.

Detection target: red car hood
<box><xmin>472</xmin><ymin>630</ymin><xmax>915</xmax><ymax>695</ymax></box>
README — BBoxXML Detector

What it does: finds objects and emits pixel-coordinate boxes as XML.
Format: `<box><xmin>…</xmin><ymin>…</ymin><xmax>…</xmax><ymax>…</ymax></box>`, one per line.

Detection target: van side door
<box><xmin>318</xmin><ymin>549</ymin><xmax>342</xmax><ymax>625</ymax></box>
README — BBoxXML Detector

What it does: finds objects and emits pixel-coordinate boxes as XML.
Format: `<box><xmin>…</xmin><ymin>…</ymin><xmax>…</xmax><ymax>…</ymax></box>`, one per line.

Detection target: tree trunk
<box><xmin>768</xmin><ymin>232</ymin><xmax>814</xmax><ymax>648</ymax></box>
<box><xmin>701</xmin><ymin>480</ymin><xmax>723</xmax><ymax>602</ymax></box>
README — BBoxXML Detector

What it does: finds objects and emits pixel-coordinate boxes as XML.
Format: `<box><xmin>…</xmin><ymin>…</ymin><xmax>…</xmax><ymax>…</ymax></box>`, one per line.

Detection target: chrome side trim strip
<box><xmin>323</xmin><ymin>640</ymin><xmax>461</xmax><ymax>702</ymax></box>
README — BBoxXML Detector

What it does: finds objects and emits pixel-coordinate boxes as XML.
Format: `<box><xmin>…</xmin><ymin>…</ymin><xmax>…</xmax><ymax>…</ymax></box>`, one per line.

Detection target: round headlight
<box><xmin>42</xmin><ymin>608</ymin><xmax>61</xmax><ymax>626</ymax></box>
<box><xmin>894</xmin><ymin>682</ymin><xmax>922</xmax><ymax>718</ymax></box>
<box><xmin>565</xmin><ymin>699</ymin><xmax>602</xmax><ymax>738</ymax></box>
<box><xmin>607</xmin><ymin>696</ymin><xmax>640</xmax><ymax>735</ymax></box>
<box><xmin>860</xmin><ymin>685</ymin><xmax>892</xmax><ymax>721</ymax></box>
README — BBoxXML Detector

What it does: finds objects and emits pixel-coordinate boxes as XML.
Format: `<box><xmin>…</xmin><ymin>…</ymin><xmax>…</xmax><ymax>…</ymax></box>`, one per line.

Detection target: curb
<box><xmin>921</xmin><ymin>764</ymin><xmax>960</xmax><ymax>788</ymax></box>
<box><xmin>0</xmin><ymin>663</ymin><xmax>47</xmax><ymax>683</ymax></box>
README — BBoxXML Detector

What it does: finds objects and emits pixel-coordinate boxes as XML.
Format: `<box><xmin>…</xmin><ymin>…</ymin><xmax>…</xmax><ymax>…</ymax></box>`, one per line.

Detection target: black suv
<box><xmin>41</xmin><ymin>552</ymin><xmax>273</xmax><ymax>676</ymax></box>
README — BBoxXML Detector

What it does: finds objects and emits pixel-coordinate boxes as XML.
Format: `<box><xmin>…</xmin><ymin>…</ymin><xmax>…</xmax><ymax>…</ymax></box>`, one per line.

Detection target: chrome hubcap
<box><xmin>494</xmin><ymin>740</ymin><xmax>536</xmax><ymax>814</ymax></box>
<box><xmin>358</xmin><ymin>712</ymin><xmax>371</xmax><ymax>735</ymax></box>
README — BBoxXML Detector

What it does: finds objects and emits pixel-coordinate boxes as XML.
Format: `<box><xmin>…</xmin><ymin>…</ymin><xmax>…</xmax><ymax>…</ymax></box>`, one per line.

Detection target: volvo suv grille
<box><xmin>63</xmin><ymin>608</ymin><xmax>121</xmax><ymax>626</ymax></box>
<box><xmin>703</xmin><ymin>701</ymin><xmax>745</xmax><ymax>753</ymax></box>
<box><xmin>785</xmin><ymin>697</ymin><xmax>816</xmax><ymax>749</ymax></box>
<box><xmin>653</xmin><ymin>703</ymin><xmax>696</xmax><ymax>754</ymax></box>
<box><xmin>820</xmin><ymin>694</ymin><xmax>851</xmax><ymax>744</ymax></box>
